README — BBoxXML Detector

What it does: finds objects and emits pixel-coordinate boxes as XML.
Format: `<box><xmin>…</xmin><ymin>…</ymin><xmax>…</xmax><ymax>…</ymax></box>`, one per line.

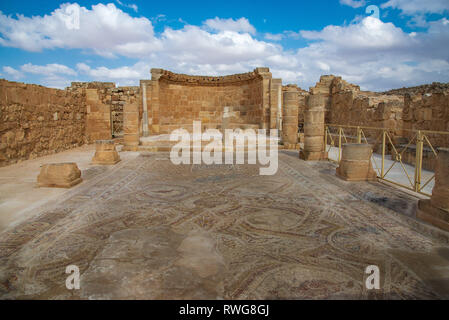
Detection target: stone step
<box><xmin>137</xmin><ymin>144</ymin><xmax>283</xmax><ymax>153</ymax></box>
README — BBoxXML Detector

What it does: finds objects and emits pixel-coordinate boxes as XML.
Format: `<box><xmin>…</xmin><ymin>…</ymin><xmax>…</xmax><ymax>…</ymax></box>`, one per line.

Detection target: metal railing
<box><xmin>322</xmin><ymin>124</ymin><xmax>449</xmax><ymax>197</ymax></box>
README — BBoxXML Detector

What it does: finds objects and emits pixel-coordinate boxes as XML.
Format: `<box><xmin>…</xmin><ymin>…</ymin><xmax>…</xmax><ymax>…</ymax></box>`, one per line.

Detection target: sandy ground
<box><xmin>0</xmin><ymin>149</ymin><xmax>448</xmax><ymax>299</ymax></box>
<box><xmin>0</xmin><ymin>144</ymin><xmax>140</xmax><ymax>232</ymax></box>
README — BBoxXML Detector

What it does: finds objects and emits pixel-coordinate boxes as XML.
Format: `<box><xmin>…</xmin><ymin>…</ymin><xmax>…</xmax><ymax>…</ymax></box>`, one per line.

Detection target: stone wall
<box><xmin>326</xmin><ymin>76</ymin><xmax>449</xmax><ymax>150</ymax></box>
<box><xmin>68</xmin><ymin>83</ymin><xmax>140</xmax><ymax>142</ymax></box>
<box><xmin>403</xmin><ymin>92</ymin><xmax>449</xmax><ymax>147</ymax></box>
<box><xmin>143</xmin><ymin>68</ymin><xmax>273</xmax><ymax>134</ymax></box>
<box><xmin>305</xmin><ymin>76</ymin><xmax>405</xmax><ymax>151</ymax></box>
<box><xmin>0</xmin><ymin>79</ymin><xmax>87</xmax><ymax>167</ymax></box>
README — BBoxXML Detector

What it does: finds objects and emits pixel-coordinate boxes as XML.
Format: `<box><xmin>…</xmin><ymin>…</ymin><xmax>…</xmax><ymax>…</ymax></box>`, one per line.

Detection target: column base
<box><xmin>122</xmin><ymin>145</ymin><xmax>139</xmax><ymax>152</ymax></box>
<box><xmin>283</xmin><ymin>143</ymin><xmax>300</xmax><ymax>150</ymax></box>
<box><xmin>336</xmin><ymin>167</ymin><xmax>377</xmax><ymax>182</ymax></box>
<box><xmin>91</xmin><ymin>158</ymin><xmax>121</xmax><ymax>165</ymax></box>
<box><xmin>299</xmin><ymin>150</ymin><xmax>328</xmax><ymax>161</ymax></box>
<box><xmin>417</xmin><ymin>199</ymin><xmax>449</xmax><ymax>232</ymax></box>
<box><xmin>37</xmin><ymin>163</ymin><xmax>82</xmax><ymax>188</ymax></box>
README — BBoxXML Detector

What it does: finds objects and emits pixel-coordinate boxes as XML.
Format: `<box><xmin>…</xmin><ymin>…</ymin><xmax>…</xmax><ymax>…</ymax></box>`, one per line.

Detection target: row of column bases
<box><xmin>302</xmin><ymin>122</ymin><xmax>449</xmax><ymax>231</ymax></box>
<box><xmin>37</xmin><ymin>131</ymin><xmax>449</xmax><ymax>232</ymax></box>
<box><xmin>36</xmin><ymin>140</ymin><xmax>120</xmax><ymax>188</ymax></box>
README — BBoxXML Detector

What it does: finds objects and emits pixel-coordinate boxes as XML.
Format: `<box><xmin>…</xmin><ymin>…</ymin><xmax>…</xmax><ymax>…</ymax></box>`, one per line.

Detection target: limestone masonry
<box><xmin>1</xmin><ymin>68</ymin><xmax>449</xmax><ymax>167</ymax></box>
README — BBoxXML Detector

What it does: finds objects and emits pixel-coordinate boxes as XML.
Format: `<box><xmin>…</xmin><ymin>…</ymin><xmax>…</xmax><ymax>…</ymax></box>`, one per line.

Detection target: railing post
<box><xmin>415</xmin><ymin>130</ymin><xmax>423</xmax><ymax>192</ymax></box>
<box><xmin>324</xmin><ymin>125</ymin><xmax>328</xmax><ymax>153</ymax></box>
<box><xmin>381</xmin><ymin>130</ymin><xmax>386</xmax><ymax>178</ymax></box>
<box><xmin>357</xmin><ymin>126</ymin><xmax>361</xmax><ymax>144</ymax></box>
<box><xmin>338</xmin><ymin>127</ymin><xmax>342</xmax><ymax>163</ymax></box>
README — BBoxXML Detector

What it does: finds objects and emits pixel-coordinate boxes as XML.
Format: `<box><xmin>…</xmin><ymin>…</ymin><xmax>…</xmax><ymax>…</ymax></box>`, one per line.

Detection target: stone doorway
<box><xmin>111</xmin><ymin>98</ymin><xmax>124</xmax><ymax>138</ymax></box>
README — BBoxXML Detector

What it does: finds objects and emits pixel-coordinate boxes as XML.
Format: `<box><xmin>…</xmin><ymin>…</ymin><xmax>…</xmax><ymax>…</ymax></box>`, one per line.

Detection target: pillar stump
<box><xmin>282</xmin><ymin>85</ymin><xmax>299</xmax><ymax>149</ymax></box>
<box><xmin>336</xmin><ymin>143</ymin><xmax>377</xmax><ymax>181</ymax></box>
<box><xmin>92</xmin><ymin>140</ymin><xmax>121</xmax><ymax>165</ymax></box>
<box><xmin>37</xmin><ymin>163</ymin><xmax>82</xmax><ymax>188</ymax></box>
<box><xmin>300</xmin><ymin>94</ymin><xmax>328</xmax><ymax>160</ymax></box>
<box><xmin>417</xmin><ymin>148</ymin><xmax>449</xmax><ymax>231</ymax></box>
<box><xmin>122</xmin><ymin>99</ymin><xmax>140</xmax><ymax>151</ymax></box>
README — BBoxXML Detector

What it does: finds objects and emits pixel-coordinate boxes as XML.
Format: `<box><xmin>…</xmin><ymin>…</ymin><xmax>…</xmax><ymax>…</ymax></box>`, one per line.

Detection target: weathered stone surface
<box><xmin>430</xmin><ymin>148</ymin><xmax>449</xmax><ymax>210</ymax></box>
<box><xmin>300</xmin><ymin>92</ymin><xmax>328</xmax><ymax>161</ymax></box>
<box><xmin>122</xmin><ymin>99</ymin><xmax>141</xmax><ymax>151</ymax></box>
<box><xmin>0</xmin><ymin>80</ymin><xmax>87</xmax><ymax>167</ymax></box>
<box><xmin>336</xmin><ymin>143</ymin><xmax>377</xmax><ymax>181</ymax></box>
<box><xmin>37</xmin><ymin>162</ymin><xmax>82</xmax><ymax>188</ymax></box>
<box><xmin>91</xmin><ymin>140</ymin><xmax>121</xmax><ymax>165</ymax></box>
<box><xmin>403</xmin><ymin>92</ymin><xmax>449</xmax><ymax>148</ymax></box>
<box><xmin>282</xmin><ymin>85</ymin><xmax>299</xmax><ymax>147</ymax></box>
<box><xmin>2</xmin><ymin>152</ymin><xmax>449</xmax><ymax>299</ymax></box>
<box><xmin>418</xmin><ymin>148</ymin><xmax>449</xmax><ymax>231</ymax></box>
<box><xmin>417</xmin><ymin>199</ymin><xmax>449</xmax><ymax>232</ymax></box>
<box><xmin>142</xmin><ymin>68</ymin><xmax>272</xmax><ymax>135</ymax></box>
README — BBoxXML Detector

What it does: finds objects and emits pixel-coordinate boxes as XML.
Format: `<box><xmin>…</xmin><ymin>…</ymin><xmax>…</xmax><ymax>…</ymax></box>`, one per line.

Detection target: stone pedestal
<box><xmin>92</xmin><ymin>140</ymin><xmax>121</xmax><ymax>165</ymax></box>
<box><xmin>282</xmin><ymin>85</ymin><xmax>299</xmax><ymax>149</ymax></box>
<box><xmin>37</xmin><ymin>163</ymin><xmax>82</xmax><ymax>188</ymax></box>
<box><xmin>417</xmin><ymin>148</ymin><xmax>449</xmax><ymax>231</ymax></box>
<box><xmin>336</xmin><ymin>143</ymin><xmax>377</xmax><ymax>181</ymax></box>
<box><xmin>300</xmin><ymin>94</ymin><xmax>328</xmax><ymax>160</ymax></box>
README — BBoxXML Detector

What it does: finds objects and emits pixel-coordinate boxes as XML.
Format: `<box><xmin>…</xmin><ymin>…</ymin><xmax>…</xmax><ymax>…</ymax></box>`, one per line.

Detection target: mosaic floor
<box><xmin>0</xmin><ymin>151</ymin><xmax>449</xmax><ymax>299</ymax></box>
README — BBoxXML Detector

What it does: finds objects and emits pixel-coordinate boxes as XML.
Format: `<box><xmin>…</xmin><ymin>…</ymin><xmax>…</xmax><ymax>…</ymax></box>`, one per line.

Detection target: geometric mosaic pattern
<box><xmin>0</xmin><ymin>151</ymin><xmax>448</xmax><ymax>299</ymax></box>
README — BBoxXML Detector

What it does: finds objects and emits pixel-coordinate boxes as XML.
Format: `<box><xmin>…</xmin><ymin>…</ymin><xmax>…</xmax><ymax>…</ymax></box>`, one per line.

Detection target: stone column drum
<box><xmin>417</xmin><ymin>148</ymin><xmax>449</xmax><ymax>231</ymax></box>
<box><xmin>282</xmin><ymin>86</ymin><xmax>299</xmax><ymax>149</ymax></box>
<box><xmin>336</xmin><ymin>143</ymin><xmax>377</xmax><ymax>181</ymax></box>
<box><xmin>37</xmin><ymin>163</ymin><xmax>82</xmax><ymax>188</ymax></box>
<box><xmin>122</xmin><ymin>99</ymin><xmax>140</xmax><ymax>151</ymax></box>
<box><xmin>300</xmin><ymin>94</ymin><xmax>328</xmax><ymax>160</ymax></box>
<box><xmin>91</xmin><ymin>140</ymin><xmax>121</xmax><ymax>165</ymax></box>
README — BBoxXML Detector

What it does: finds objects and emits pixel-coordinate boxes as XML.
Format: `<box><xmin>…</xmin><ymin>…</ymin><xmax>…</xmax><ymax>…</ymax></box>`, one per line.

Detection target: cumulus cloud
<box><xmin>161</xmin><ymin>25</ymin><xmax>279</xmax><ymax>65</ymax></box>
<box><xmin>203</xmin><ymin>17</ymin><xmax>256</xmax><ymax>34</ymax></box>
<box><xmin>264</xmin><ymin>33</ymin><xmax>284</xmax><ymax>41</ymax></box>
<box><xmin>340</xmin><ymin>0</ymin><xmax>366</xmax><ymax>8</ymax></box>
<box><xmin>76</xmin><ymin>61</ymin><xmax>149</xmax><ymax>85</ymax></box>
<box><xmin>294</xmin><ymin>16</ymin><xmax>449</xmax><ymax>90</ymax></box>
<box><xmin>1</xmin><ymin>3</ymin><xmax>449</xmax><ymax>91</ymax></box>
<box><xmin>0</xmin><ymin>3</ymin><xmax>160</xmax><ymax>57</ymax></box>
<box><xmin>2</xmin><ymin>66</ymin><xmax>23</xmax><ymax>79</ymax></box>
<box><xmin>115</xmin><ymin>0</ymin><xmax>138</xmax><ymax>12</ymax></box>
<box><xmin>20</xmin><ymin>63</ymin><xmax>77</xmax><ymax>76</ymax></box>
<box><xmin>301</xmin><ymin>17</ymin><xmax>413</xmax><ymax>51</ymax></box>
<box><xmin>381</xmin><ymin>0</ymin><xmax>449</xmax><ymax>15</ymax></box>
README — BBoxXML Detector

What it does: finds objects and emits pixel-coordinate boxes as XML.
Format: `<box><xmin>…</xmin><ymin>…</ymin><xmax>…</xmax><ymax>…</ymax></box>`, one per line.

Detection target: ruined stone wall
<box><xmin>327</xmin><ymin>76</ymin><xmax>449</xmax><ymax>149</ymax></box>
<box><xmin>145</xmin><ymin>68</ymin><xmax>270</xmax><ymax>134</ymax></box>
<box><xmin>0</xmin><ymin>79</ymin><xmax>87</xmax><ymax>167</ymax></box>
<box><xmin>309</xmin><ymin>76</ymin><xmax>404</xmax><ymax>148</ymax></box>
<box><xmin>68</xmin><ymin>83</ymin><xmax>140</xmax><ymax>142</ymax></box>
<box><xmin>403</xmin><ymin>92</ymin><xmax>449</xmax><ymax>148</ymax></box>
<box><xmin>282</xmin><ymin>86</ymin><xmax>308</xmax><ymax>126</ymax></box>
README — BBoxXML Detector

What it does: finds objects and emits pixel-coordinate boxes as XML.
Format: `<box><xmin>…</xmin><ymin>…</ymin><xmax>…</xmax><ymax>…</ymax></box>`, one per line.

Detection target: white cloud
<box><xmin>115</xmin><ymin>0</ymin><xmax>138</xmax><ymax>13</ymax></box>
<box><xmin>76</xmin><ymin>62</ymin><xmax>148</xmax><ymax>85</ymax></box>
<box><xmin>340</xmin><ymin>0</ymin><xmax>366</xmax><ymax>8</ymax></box>
<box><xmin>1</xmin><ymin>3</ymin><xmax>449</xmax><ymax>91</ymax></box>
<box><xmin>0</xmin><ymin>3</ymin><xmax>159</xmax><ymax>57</ymax></box>
<box><xmin>264</xmin><ymin>33</ymin><xmax>284</xmax><ymax>41</ymax></box>
<box><xmin>160</xmin><ymin>25</ymin><xmax>279</xmax><ymax>65</ymax></box>
<box><xmin>294</xmin><ymin>16</ymin><xmax>449</xmax><ymax>90</ymax></box>
<box><xmin>381</xmin><ymin>0</ymin><xmax>449</xmax><ymax>15</ymax></box>
<box><xmin>2</xmin><ymin>66</ymin><xmax>23</xmax><ymax>79</ymax></box>
<box><xmin>20</xmin><ymin>63</ymin><xmax>77</xmax><ymax>76</ymax></box>
<box><xmin>203</xmin><ymin>17</ymin><xmax>256</xmax><ymax>34</ymax></box>
<box><xmin>301</xmin><ymin>17</ymin><xmax>412</xmax><ymax>51</ymax></box>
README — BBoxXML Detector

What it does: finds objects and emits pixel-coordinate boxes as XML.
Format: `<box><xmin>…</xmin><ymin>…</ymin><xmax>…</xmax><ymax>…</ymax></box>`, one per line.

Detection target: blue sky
<box><xmin>0</xmin><ymin>0</ymin><xmax>448</xmax><ymax>91</ymax></box>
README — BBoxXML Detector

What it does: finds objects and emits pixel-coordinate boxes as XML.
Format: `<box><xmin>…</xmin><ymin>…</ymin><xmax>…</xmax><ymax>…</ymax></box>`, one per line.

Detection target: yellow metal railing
<box><xmin>323</xmin><ymin>124</ymin><xmax>449</xmax><ymax>196</ymax></box>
